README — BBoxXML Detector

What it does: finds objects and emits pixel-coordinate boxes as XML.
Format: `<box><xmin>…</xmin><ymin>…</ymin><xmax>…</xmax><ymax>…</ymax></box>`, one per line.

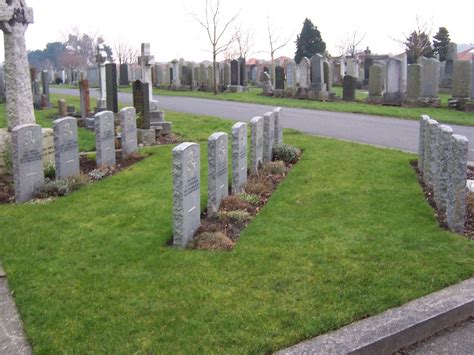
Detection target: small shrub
<box><xmin>220</xmin><ymin>195</ymin><xmax>252</xmax><ymax>211</ymax></box>
<box><xmin>191</xmin><ymin>232</ymin><xmax>235</xmax><ymax>251</ymax></box>
<box><xmin>36</xmin><ymin>179</ymin><xmax>70</xmax><ymax>198</ymax></box>
<box><xmin>244</xmin><ymin>181</ymin><xmax>272</xmax><ymax>196</ymax></box>
<box><xmin>44</xmin><ymin>161</ymin><xmax>56</xmax><ymax>179</ymax></box>
<box><xmin>273</xmin><ymin>144</ymin><xmax>300</xmax><ymax>164</ymax></box>
<box><xmin>88</xmin><ymin>169</ymin><xmax>107</xmax><ymax>181</ymax></box>
<box><xmin>218</xmin><ymin>210</ymin><xmax>250</xmax><ymax>223</ymax></box>
<box><xmin>237</xmin><ymin>192</ymin><xmax>260</xmax><ymax>206</ymax></box>
<box><xmin>67</xmin><ymin>174</ymin><xmax>90</xmax><ymax>191</ymax></box>
<box><xmin>261</xmin><ymin>161</ymin><xmax>288</xmax><ymax>175</ymax></box>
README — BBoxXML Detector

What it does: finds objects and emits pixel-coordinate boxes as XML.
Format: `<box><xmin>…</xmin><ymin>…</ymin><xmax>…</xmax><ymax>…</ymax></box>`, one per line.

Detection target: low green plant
<box><xmin>273</xmin><ymin>144</ymin><xmax>300</xmax><ymax>164</ymax></box>
<box><xmin>218</xmin><ymin>210</ymin><xmax>250</xmax><ymax>223</ymax></box>
<box><xmin>261</xmin><ymin>161</ymin><xmax>288</xmax><ymax>175</ymax></box>
<box><xmin>36</xmin><ymin>179</ymin><xmax>70</xmax><ymax>198</ymax></box>
<box><xmin>237</xmin><ymin>192</ymin><xmax>260</xmax><ymax>206</ymax></box>
<box><xmin>44</xmin><ymin>161</ymin><xmax>56</xmax><ymax>179</ymax></box>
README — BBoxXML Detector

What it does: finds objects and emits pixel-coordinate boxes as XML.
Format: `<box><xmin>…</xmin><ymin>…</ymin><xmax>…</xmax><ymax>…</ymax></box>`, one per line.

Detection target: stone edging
<box><xmin>0</xmin><ymin>265</ymin><xmax>32</xmax><ymax>355</ymax></box>
<box><xmin>276</xmin><ymin>277</ymin><xmax>474</xmax><ymax>354</ymax></box>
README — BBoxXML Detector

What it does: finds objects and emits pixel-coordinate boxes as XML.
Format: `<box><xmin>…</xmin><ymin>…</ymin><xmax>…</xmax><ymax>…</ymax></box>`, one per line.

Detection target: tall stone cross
<box><xmin>139</xmin><ymin>43</ymin><xmax>155</xmax><ymax>104</ymax></box>
<box><xmin>0</xmin><ymin>0</ymin><xmax>35</xmax><ymax>131</ymax></box>
<box><xmin>96</xmin><ymin>44</ymin><xmax>107</xmax><ymax>109</ymax></box>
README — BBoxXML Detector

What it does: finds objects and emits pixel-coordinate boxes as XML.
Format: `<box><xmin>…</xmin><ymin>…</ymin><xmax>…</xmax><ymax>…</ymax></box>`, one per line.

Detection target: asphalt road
<box><xmin>51</xmin><ymin>87</ymin><xmax>474</xmax><ymax>160</ymax></box>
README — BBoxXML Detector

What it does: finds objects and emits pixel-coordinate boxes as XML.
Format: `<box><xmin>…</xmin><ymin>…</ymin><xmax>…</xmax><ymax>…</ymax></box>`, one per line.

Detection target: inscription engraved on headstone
<box><xmin>232</xmin><ymin>122</ymin><xmax>247</xmax><ymax>194</ymax></box>
<box><xmin>12</xmin><ymin>123</ymin><xmax>44</xmax><ymax>203</ymax></box>
<box><xmin>94</xmin><ymin>110</ymin><xmax>116</xmax><ymax>167</ymax></box>
<box><xmin>53</xmin><ymin>117</ymin><xmax>79</xmax><ymax>179</ymax></box>
<box><xmin>208</xmin><ymin>132</ymin><xmax>229</xmax><ymax>215</ymax></box>
<box><xmin>173</xmin><ymin>142</ymin><xmax>201</xmax><ymax>246</ymax></box>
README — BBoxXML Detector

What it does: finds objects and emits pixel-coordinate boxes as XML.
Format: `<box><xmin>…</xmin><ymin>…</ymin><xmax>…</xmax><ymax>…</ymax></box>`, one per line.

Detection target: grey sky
<box><xmin>3</xmin><ymin>0</ymin><xmax>473</xmax><ymax>62</ymax></box>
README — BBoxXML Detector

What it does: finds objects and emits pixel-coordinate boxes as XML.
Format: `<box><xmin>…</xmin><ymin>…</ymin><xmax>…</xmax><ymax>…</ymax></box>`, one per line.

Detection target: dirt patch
<box><xmin>411</xmin><ymin>160</ymin><xmax>474</xmax><ymax>240</ymax></box>
<box><xmin>187</xmin><ymin>156</ymin><xmax>301</xmax><ymax>251</ymax></box>
<box><xmin>156</xmin><ymin>133</ymin><xmax>182</xmax><ymax>145</ymax></box>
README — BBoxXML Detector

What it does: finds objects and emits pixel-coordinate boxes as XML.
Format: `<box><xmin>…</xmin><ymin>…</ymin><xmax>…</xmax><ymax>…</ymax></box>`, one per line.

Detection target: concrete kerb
<box><xmin>276</xmin><ymin>277</ymin><xmax>474</xmax><ymax>355</ymax></box>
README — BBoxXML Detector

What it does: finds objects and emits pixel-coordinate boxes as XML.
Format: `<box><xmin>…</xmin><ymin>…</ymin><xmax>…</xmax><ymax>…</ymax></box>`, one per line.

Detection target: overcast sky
<box><xmin>2</xmin><ymin>0</ymin><xmax>473</xmax><ymax>62</ymax></box>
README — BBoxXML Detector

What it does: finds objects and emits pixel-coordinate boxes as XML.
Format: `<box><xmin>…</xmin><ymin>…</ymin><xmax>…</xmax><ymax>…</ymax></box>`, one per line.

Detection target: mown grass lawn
<box><xmin>0</xmin><ymin>102</ymin><xmax>473</xmax><ymax>353</ymax></box>
<box><xmin>117</xmin><ymin>85</ymin><xmax>474</xmax><ymax>126</ymax></box>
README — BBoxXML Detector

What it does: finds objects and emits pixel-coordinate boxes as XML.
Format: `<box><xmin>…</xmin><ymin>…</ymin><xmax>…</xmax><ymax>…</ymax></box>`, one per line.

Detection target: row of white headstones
<box><xmin>418</xmin><ymin>115</ymin><xmax>470</xmax><ymax>234</ymax></box>
<box><xmin>172</xmin><ymin>107</ymin><xmax>283</xmax><ymax>247</ymax></box>
<box><xmin>12</xmin><ymin>107</ymin><xmax>139</xmax><ymax>203</ymax></box>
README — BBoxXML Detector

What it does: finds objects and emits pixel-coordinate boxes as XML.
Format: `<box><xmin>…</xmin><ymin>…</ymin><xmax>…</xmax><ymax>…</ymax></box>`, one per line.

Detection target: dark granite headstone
<box><xmin>364</xmin><ymin>57</ymin><xmax>373</xmax><ymax>81</ymax></box>
<box><xmin>133</xmin><ymin>80</ymin><xmax>150</xmax><ymax>129</ymax></box>
<box><xmin>275</xmin><ymin>66</ymin><xmax>285</xmax><ymax>90</ymax></box>
<box><xmin>119</xmin><ymin>64</ymin><xmax>129</xmax><ymax>86</ymax></box>
<box><xmin>231</xmin><ymin>60</ymin><xmax>239</xmax><ymax>85</ymax></box>
<box><xmin>169</xmin><ymin>67</ymin><xmax>174</xmax><ymax>84</ymax></box>
<box><xmin>182</xmin><ymin>66</ymin><xmax>191</xmax><ymax>86</ymax></box>
<box><xmin>105</xmin><ymin>63</ymin><xmax>118</xmax><ymax>113</ymax></box>
<box><xmin>342</xmin><ymin>75</ymin><xmax>356</xmax><ymax>101</ymax></box>
<box><xmin>238</xmin><ymin>57</ymin><xmax>246</xmax><ymax>86</ymax></box>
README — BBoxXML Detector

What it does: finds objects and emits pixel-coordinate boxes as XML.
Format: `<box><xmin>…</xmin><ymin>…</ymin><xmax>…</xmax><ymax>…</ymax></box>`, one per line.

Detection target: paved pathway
<box><xmin>51</xmin><ymin>87</ymin><xmax>474</xmax><ymax>160</ymax></box>
<box><xmin>0</xmin><ymin>267</ymin><xmax>31</xmax><ymax>354</ymax></box>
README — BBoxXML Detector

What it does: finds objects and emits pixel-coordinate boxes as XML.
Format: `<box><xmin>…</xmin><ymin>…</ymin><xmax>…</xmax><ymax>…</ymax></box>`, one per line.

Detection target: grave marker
<box><xmin>53</xmin><ymin>117</ymin><xmax>79</xmax><ymax>179</ymax></box>
<box><xmin>119</xmin><ymin>107</ymin><xmax>138</xmax><ymax>159</ymax></box>
<box><xmin>94</xmin><ymin>111</ymin><xmax>116</xmax><ymax>167</ymax></box>
<box><xmin>250</xmin><ymin>116</ymin><xmax>263</xmax><ymax>174</ymax></box>
<box><xmin>232</xmin><ymin>122</ymin><xmax>247</xmax><ymax>194</ymax></box>
<box><xmin>208</xmin><ymin>132</ymin><xmax>228</xmax><ymax>215</ymax></box>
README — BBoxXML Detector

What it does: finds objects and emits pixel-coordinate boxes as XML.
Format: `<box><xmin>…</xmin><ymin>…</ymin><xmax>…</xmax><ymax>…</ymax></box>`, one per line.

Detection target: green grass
<box><xmin>118</xmin><ymin>85</ymin><xmax>474</xmax><ymax>126</ymax></box>
<box><xmin>0</xmin><ymin>106</ymin><xmax>473</xmax><ymax>353</ymax></box>
<box><xmin>0</xmin><ymin>95</ymin><xmax>95</xmax><ymax>152</ymax></box>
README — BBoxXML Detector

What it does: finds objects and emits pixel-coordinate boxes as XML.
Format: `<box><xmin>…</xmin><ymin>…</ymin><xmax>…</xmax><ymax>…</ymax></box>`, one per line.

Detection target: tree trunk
<box><xmin>213</xmin><ymin>52</ymin><xmax>218</xmax><ymax>95</ymax></box>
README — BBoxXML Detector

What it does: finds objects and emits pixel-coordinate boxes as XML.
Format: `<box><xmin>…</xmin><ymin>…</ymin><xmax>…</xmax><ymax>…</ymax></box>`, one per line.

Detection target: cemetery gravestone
<box><xmin>250</xmin><ymin>116</ymin><xmax>263</xmax><ymax>174</ymax></box>
<box><xmin>273</xmin><ymin>107</ymin><xmax>283</xmax><ymax>146</ymax></box>
<box><xmin>407</xmin><ymin>64</ymin><xmax>422</xmax><ymax>100</ymax></box>
<box><xmin>41</xmin><ymin>70</ymin><xmax>51</xmax><ymax>108</ymax></box>
<box><xmin>58</xmin><ymin>99</ymin><xmax>67</xmax><ymax>117</ymax></box>
<box><xmin>275</xmin><ymin>66</ymin><xmax>285</xmax><ymax>90</ymax></box>
<box><xmin>132</xmin><ymin>80</ymin><xmax>150</xmax><ymax>129</ymax></box>
<box><xmin>263</xmin><ymin>112</ymin><xmax>275</xmax><ymax>163</ymax></box>
<box><xmin>343</xmin><ymin>75</ymin><xmax>357</xmax><ymax>101</ymax></box>
<box><xmin>79</xmin><ymin>79</ymin><xmax>90</xmax><ymax>120</ymax></box>
<box><xmin>232</xmin><ymin>122</ymin><xmax>247</xmax><ymax>194</ymax></box>
<box><xmin>94</xmin><ymin>111</ymin><xmax>116</xmax><ymax>167</ymax></box>
<box><xmin>447</xmin><ymin>134</ymin><xmax>468</xmax><ymax>233</ymax></box>
<box><xmin>238</xmin><ymin>57</ymin><xmax>246</xmax><ymax>86</ymax></box>
<box><xmin>310</xmin><ymin>54</ymin><xmax>326</xmax><ymax>91</ymax></box>
<box><xmin>368</xmin><ymin>63</ymin><xmax>384</xmax><ymax>97</ymax></box>
<box><xmin>208</xmin><ymin>132</ymin><xmax>229</xmax><ymax>215</ymax></box>
<box><xmin>383</xmin><ymin>58</ymin><xmax>403</xmax><ymax>105</ymax></box>
<box><xmin>452</xmin><ymin>61</ymin><xmax>472</xmax><ymax>98</ymax></box>
<box><xmin>231</xmin><ymin>60</ymin><xmax>239</xmax><ymax>86</ymax></box>
<box><xmin>172</xmin><ymin>142</ymin><xmax>201</xmax><ymax>246</ymax></box>
<box><xmin>418</xmin><ymin>115</ymin><xmax>430</xmax><ymax>172</ymax></box>
<box><xmin>53</xmin><ymin>117</ymin><xmax>79</xmax><ymax>179</ymax></box>
<box><xmin>12</xmin><ymin>124</ymin><xmax>44</xmax><ymax>203</ymax></box>
<box><xmin>95</xmin><ymin>44</ymin><xmax>107</xmax><ymax>110</ymax></box>
<box><xmin>418</xmin><ymin>57</ymin><xmax>440</xmax><ymax>98</ymax></box>
<box><xmin>298</xmin><ymin>57</ymin><xmax>311</xmax><ymax>89</ymax></box>
<box><xmin>119</xmin><ymin>107</ymin><xmax>138</xmax><ymax>159</ymax></box>
<box><xmin>434</xmin><ymin>125</ymin><xmax>453</xmax><ymax>213</ymax></box>
<box><xmin>105</xmin><ymin>63</ymin><xmax>118</xmax><ymax>113</ymax></box>
<box><xmin>119</xmin><ymin>64</ymin><xmax>129</xmax><ymax>86</ymax></box>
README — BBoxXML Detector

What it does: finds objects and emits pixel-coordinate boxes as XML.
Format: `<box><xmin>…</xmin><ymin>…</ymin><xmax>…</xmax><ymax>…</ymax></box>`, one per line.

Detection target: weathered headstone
<box><xmin>275</xmin><ymin>66</ymin><xmax>285</xmax><ymax>90</ymax></box>
<box><xmin>446</xmin><ymin>134</ymin><xmax>468</xmax><ymax>234</ymax></box>
<box><xmin>273</xmin><ymin>107</ymin><xmax>283</xmax><ymax>146</ymax></box>
<box><xmin>119</xmin><ymin>64</ymin><xmax>129</xmax><ymax>86</ymax></box>
<box><xmin>471</xmin><ymin>59</ymin><xmax>474</xmax><ymax>99</ymax></box>
<box><xmin>12</xmin><ymin>124</ymin><xmax>44</xmax><ymax>203</ymax></box>
<box><xmin>172</xmin><ymin>142</ymin><xmax>201</xmax><ymax>246</ymax></box>
<box><xmin>418</xmin><ymin>115</ymin><xmax>430</xmax><ymax>173</ymax></box>
<box><xmin>407</xmin><ymin>64</ymin><xmax>422</xmax><ymax>100</ymax></box>
<box><xmin>286</xmin><ymin>61</ymin><xmax>296</xmax><ymax>88</ymax></box>
<box><xmin>0</xmin><ymin>0</ymin><xmax>35</xmax><ymax>131</ymax></box>
<box><xmin>383</xmin><ymin>58</ymin><xmax>403</xmax><ymax>105</ymax></box>
<box><xmin>346</xmin><ymin>59</ymin><xmax>359</xmax><ymax>78</ymax></box>
<box><xmin>231</xmin><ymin>60</ymin><xmax>239</xmax><ymax>86</ymax></box>
<box><xmin>441</xmin><ymin>42</ymin><xmax>458</xmax><ymax>88</ymax></box>
<box><xmin>105</xmin><ymin>63</ymin><xmax>118</xmax><ymax>113</ymax></box>
<box><xmin>250</xmin><ymin>116</ymin><xmax>263</xmax><ymax>174</ymax></box>
<box><xmin>310</xmin><ymin>54</ymin><xmax>326</xmax><ymax>91</ymax></box>
<box><xmin>342</xmin><ymin>75</ymin><xmax>357</xmax><ymax>101</ymax></box>
<box><xmin>171</xmin><ymin>60</ymin><xmax>181</xmax><ymax>87</ymax></box>
<box><xmin>298</xmin><ymin>57</ymin><xmax>311</xmax><ymax>89</ymax></box>
<box><xmin>132</xmin><ymin>80</ymin><xmax>150</xmax><ymax>129</ymax></box>
<box><xmin>223</xmin><ymin>63</ymin><xmax>230</xmax><ymax>86</ymax></box>
<box><xmin>119</xmin><ymin>107</ymin><xmax>138</xmax><ymax>159</ymax></box>
<box><xmin>40</xmin><ymin>70</ymin><xmax>51</xmax><ymax>108</ymax></box>
<box><xmin>232</xmin><ymin>122</ymin><xmax>247</xmax><ymax>194</ymax></box>
<box><xmin>368</xmin><ymin>63</ymin><xmax>384</xmax><ymax>97</ymax></box>
<box><xmin>53</xmin><ymin>117</ymin><xmax>79</xmax><ymax>179</ymax></box>
<box><xmin>433</xmin><ymin>124</ymin><xmax>453</xmax><ymax>213</ymax></box>
<box><xmin>263</xmin><ymin>112</ymin><xmax>275</xmax><ymax>163</ymax></box>
<box><xmin>452</xmin><ymin>61</ymin><xmax>472</xmax><ymax>98</ymax></box>
<box><xmin>94</xmin><ymin>111</ymin><xmax>116</xmax><ymax>167</ymax></box>
<box><xmin>79</xmin><ymin>79</ymin><xmax>90</xmax><ymax>120</ymax></box>
<box><xmin>423</xmin><ymin>118</ymin><xmax>439</xmax><ymax>187</ymax></box>
<box><xmin>418</xmin><ymin>57</ymin><xmax>440</xmax><ymax>98</ymax></box>
<box><xmin>95</xmin><ymin>44</ymin><xmax>107</xmax><ymax>110</ymax></box>
<box><xmin>323</xmin><ymin>61</ymin><xmax>332</xmax><ymax>92</ymax></box>
<box><xmin>238</xmin><ymin>57</ymin><xmax>246</xmax><ymax>86</ymax></box>
<box><xmin>58</xmin><ymin>99</ymin><xmax>67</xmax><ymax>117</ymax></box>
<box><xmin>208</xmin><ymin>132</ymin><xmax>228</xmax><ymax>215</ymax></box>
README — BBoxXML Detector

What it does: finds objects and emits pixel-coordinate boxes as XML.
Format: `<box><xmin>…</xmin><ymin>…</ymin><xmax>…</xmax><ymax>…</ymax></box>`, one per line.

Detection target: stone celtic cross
<box><xmin>0</xmin><ymin>0</ymin><xmax>35</xmax><ymax>131</ymax></box>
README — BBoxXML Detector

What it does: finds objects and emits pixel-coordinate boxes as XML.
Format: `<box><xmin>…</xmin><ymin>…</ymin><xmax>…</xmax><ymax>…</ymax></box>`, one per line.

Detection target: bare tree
<box><xmin>234</xmin><ymin>25</ymin><xmax>254</xmax><ymax>58</ymax></box>
<box><xmin>264</xmin><ymin>17</ymin><xmax>291</xmax><ymax>85</ymax></box>
<box><xmin>192</xmin><ymin>0</ymin><xmax>239</xmax><ymax>94</ymax></box>
<box><xmin>336</xmin><ymin>30</ymin><xmax>367</xmax><ymax>57</ymax></box>
<box><xmin>114</xmin><ymin>39</ymin><xmax>139</xmax><ymax>65</ymax></box>
<box><xmin>391</xmin><ymin>15</ymin><xmax>434</xmax><ymax>63</ymax></box>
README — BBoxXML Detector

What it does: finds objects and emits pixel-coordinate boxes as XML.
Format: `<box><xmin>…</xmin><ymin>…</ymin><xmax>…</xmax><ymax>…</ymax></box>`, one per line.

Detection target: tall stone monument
<box><xmin>139</xmin><ymin>43</ymin><xmax>158</xmax><ymax>110</ymax></box>
<box><xmin>95</xmin><ymin>44</ymin><xmax>107</xmax><ymax>111</ymax></box>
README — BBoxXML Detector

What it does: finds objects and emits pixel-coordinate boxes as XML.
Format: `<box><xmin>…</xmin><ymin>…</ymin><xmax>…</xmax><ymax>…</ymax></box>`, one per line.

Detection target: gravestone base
<box><xmin>404</xmin><ymin>97</ymin><xmax>441</xmax><ymax>108</ymax></box>
<box><xmin>308</xmin><ymin>90</ymin><xmax>329</xmax><ymax>101</ymax></box>
<box><xmin>328</xmin><ymin>92</ymin><xmax>338</xmax><ymax>102</ymax></box>
<box><xmin>295</xmin><ymin>88</ymin><xmax>309</xmax><ymax>100</ymax></box>
<box><xmin>273</xmin><ymin>89</ymin><xmax>284</xmax><ymax>98</ymax></box>
<box><xmin>152</xmin><ymin>122</ymin><xmax>173</xmax><ymax>135</ymax></box>
<box><xmin>228</xmin><ymin>85</ymin><xmax>244</xmax><ymax>93</ymax></box>
<box><xmin>383</xmin><ymin>92</ymin><xmax>403</xmax><ymax>106</ymax></box>
<box><xmin>448</xmin><ymin>97</ymin><xmax>471</xmax><ymax>111</ymax></box>
<box><xmin>137</xmin><ymin>128</ymin><xmax>156</xmax><ymax>146</ymax></box>
<box><xmin>284</xmin><ymin>88</ymin><xmax>296</xmax><ymax>98</ymax></box>
<box><xmin>310</xmin><ymin>83</ymin><xmax>327</xmax><ymax>91</ymax></box>
<box><xmin>0</xmin><ymin>128</ymin><xmax>54</xmax><ymax>175</ymax></box>
<box><xmin>464</xmin><ymin>101</ymin><xmax>474</xmax><ymax>112</ymax></box>
<box><xmin>366</xmin><ymin>95</ymin><xmax>384</xmax><ymax>105</ymax></box>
